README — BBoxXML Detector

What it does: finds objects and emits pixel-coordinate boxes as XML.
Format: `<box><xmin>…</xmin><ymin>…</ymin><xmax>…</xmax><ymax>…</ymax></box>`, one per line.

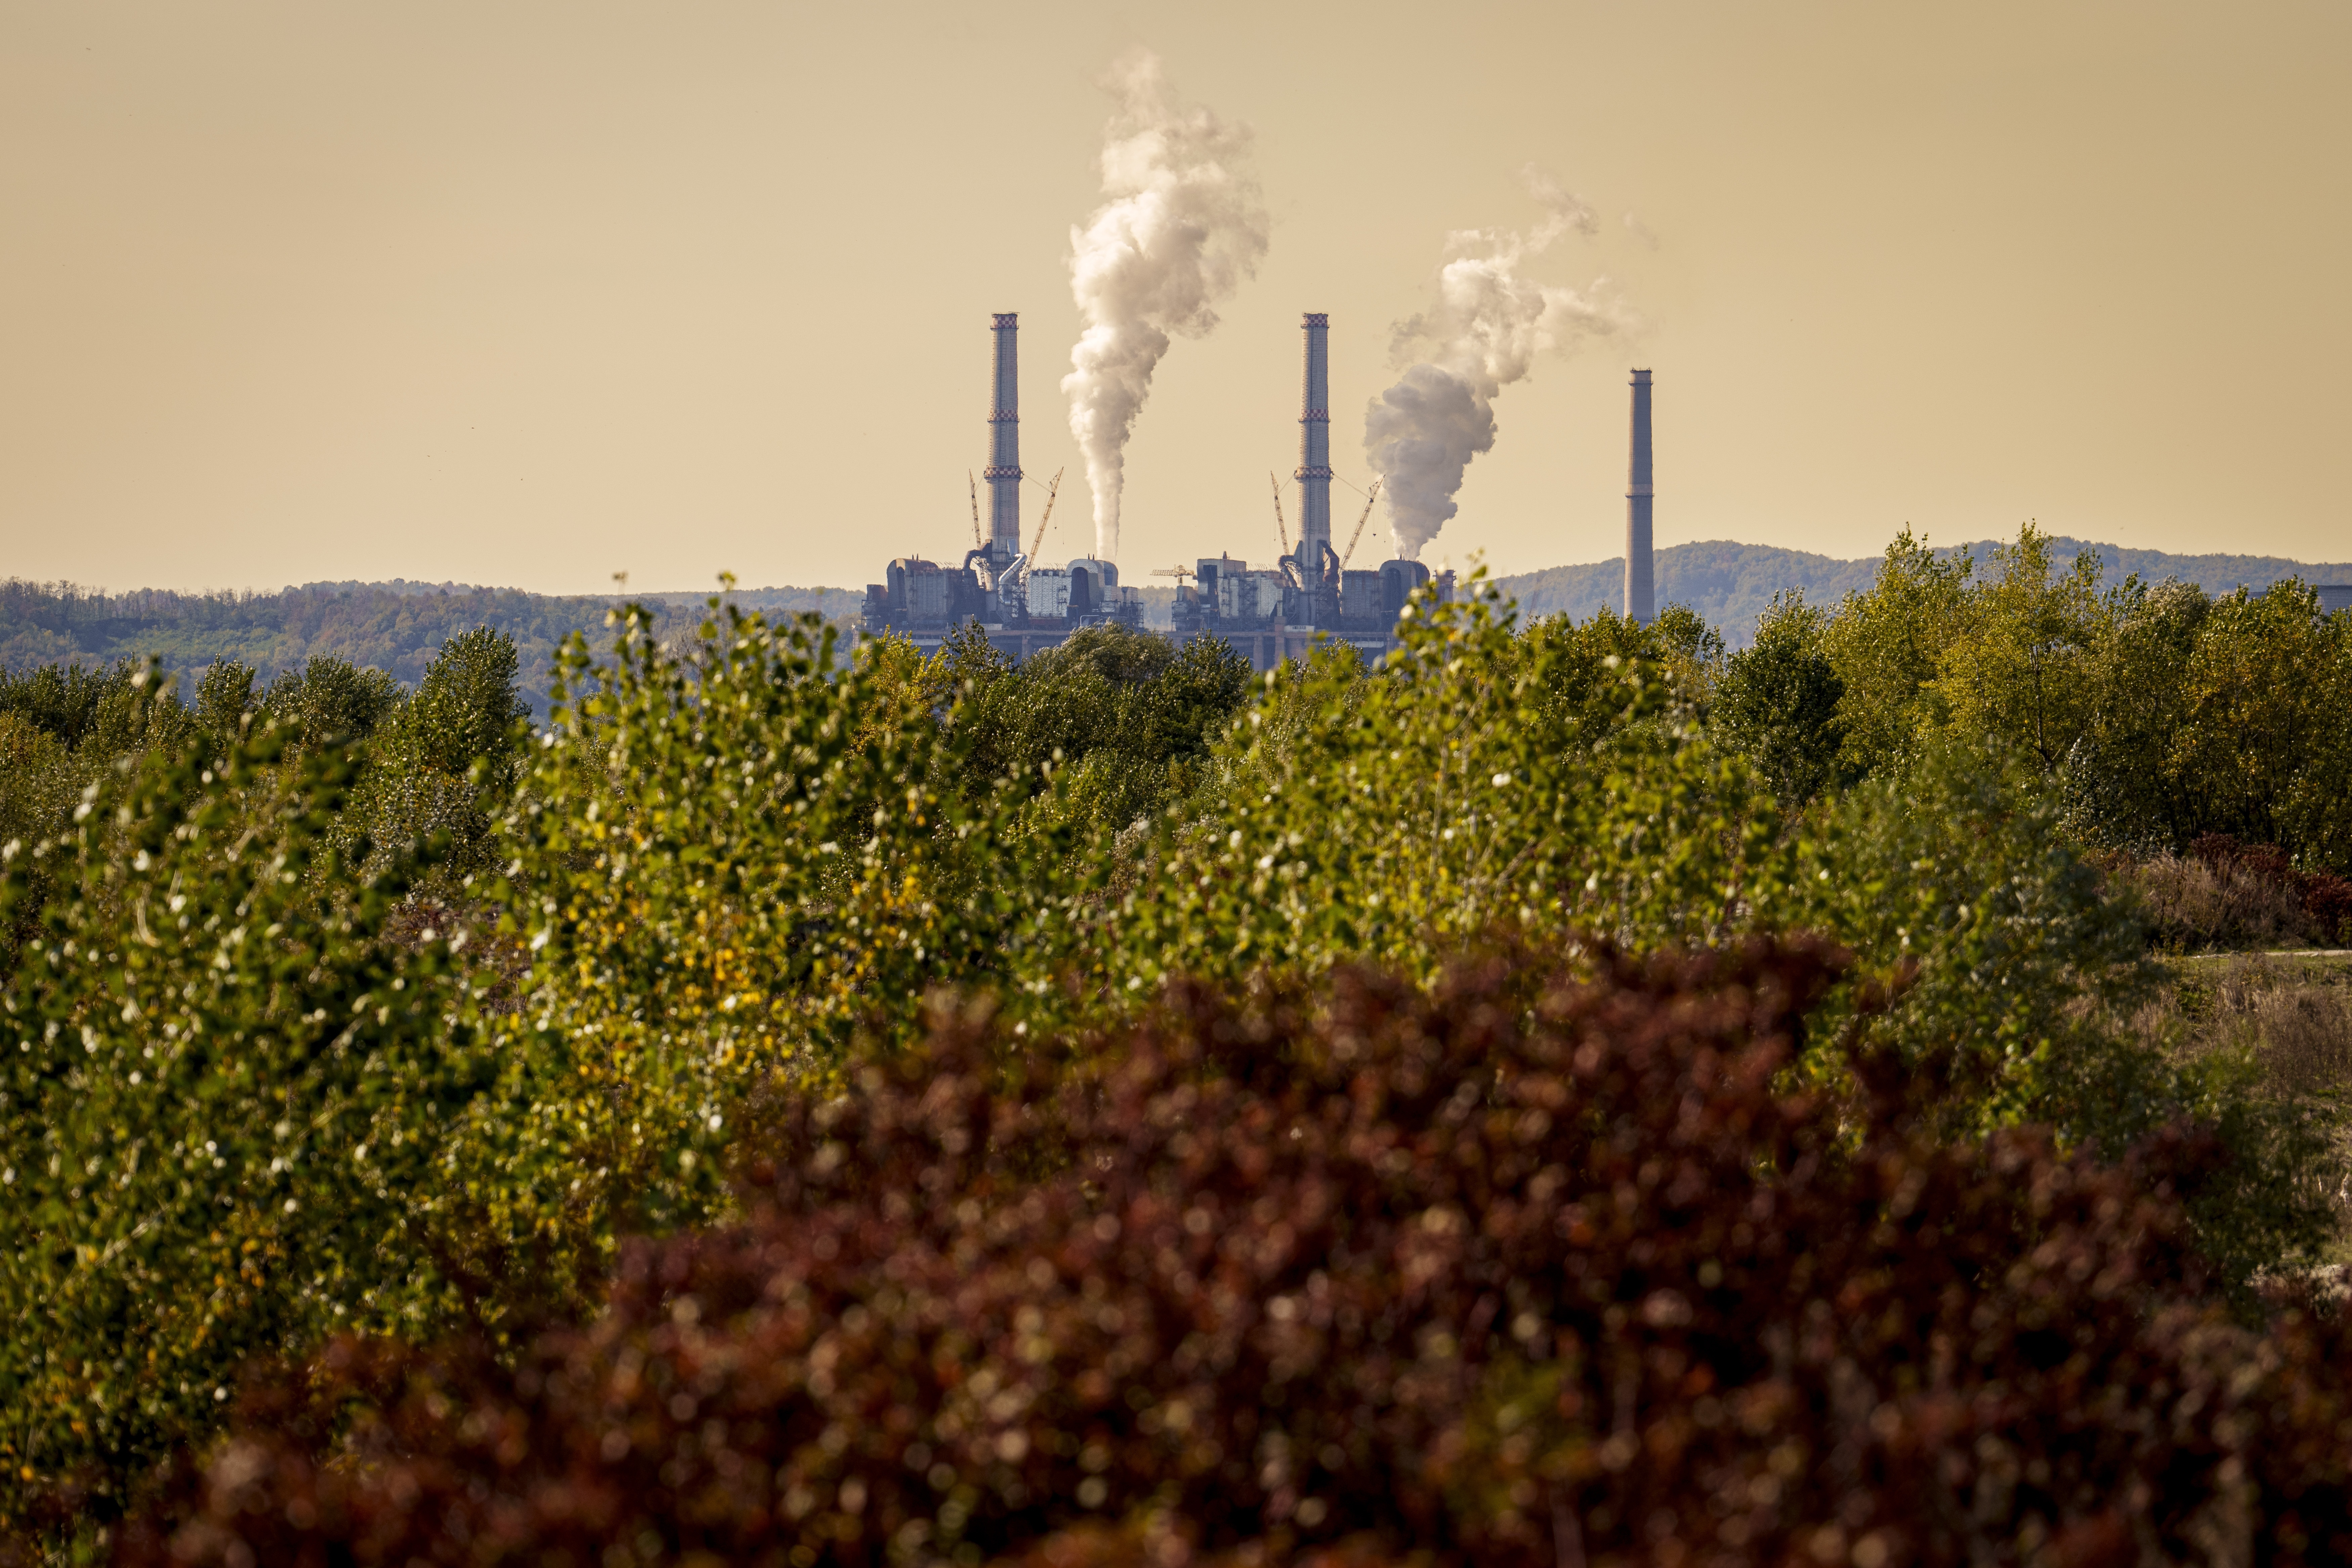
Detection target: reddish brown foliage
<box><xmin>115</xmin><ymin>940</ymin><xmax>2352</xmax><ymax>1567</ymax></box>
<box><xmin>2193</xmin><ymin>833</ymin><xmax>2352</xmax><ymax>944</ymax></box>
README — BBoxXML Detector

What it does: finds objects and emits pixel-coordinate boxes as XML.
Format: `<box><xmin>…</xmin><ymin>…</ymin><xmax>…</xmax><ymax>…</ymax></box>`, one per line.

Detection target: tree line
<box><xmin>0</xmin><ymin>577</ymin><xmax>861</xmax><ymax>717</ymax></box>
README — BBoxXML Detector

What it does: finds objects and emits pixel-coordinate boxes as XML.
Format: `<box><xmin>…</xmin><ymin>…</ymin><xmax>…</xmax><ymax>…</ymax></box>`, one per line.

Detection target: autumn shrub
<box><xmin>2115</xmin><ymin>835</ymin><xmax>2352</xmax><ymax>953</ymax></box>
<box><xmin>2190</xmin><ymin>836</ymin><xmax>2352</xmax><ymax>947</ymax></box>
<box><xmin>115</xmin><ymin>938</ymin><xmax>2352</xmax><ymax>1568</ymax></box>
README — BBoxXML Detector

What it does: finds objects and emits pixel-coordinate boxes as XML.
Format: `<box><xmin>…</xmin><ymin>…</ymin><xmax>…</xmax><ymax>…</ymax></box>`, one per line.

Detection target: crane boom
<box><xmin>968</xmin><ymin>472</ymin><xmax>982</xmax><ymax>548</ymax></box>
<box><xmin>1269</xmin><ymin>471</ymin><xmax>1291</xmax><ymax>556</ymax></box>
<box><xmin>1339</xmin><ymin>478</ymin><xmax>1384</xmax><ymax>571</ymax></box>
<box><xmin>1026</xmin><ymin>468</ymin><xmax>1064</xmax><ymax>561</ymax></box>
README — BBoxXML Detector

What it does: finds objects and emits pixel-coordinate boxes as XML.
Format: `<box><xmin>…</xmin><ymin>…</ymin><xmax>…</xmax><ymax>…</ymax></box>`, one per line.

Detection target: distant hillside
<box><xmin>1492</xmin><ymin>537</ymin><xmax>2352</xmax><ymax>647</ymax></box>
<box><xmin>7</xmin><ymin>536</ymin><xmax>2342</xmax><ymax>695</ymax></box>
<box><xmin>0</xmin><ymin>579</ymin><xmax>862</xmax><ymax>716</ymax></box>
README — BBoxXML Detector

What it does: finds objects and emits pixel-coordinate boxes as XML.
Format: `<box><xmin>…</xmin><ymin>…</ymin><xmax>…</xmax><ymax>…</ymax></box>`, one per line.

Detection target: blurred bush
<box><xmin>115</xmin><ymin>939</ymin><xmax>2352</xmax><ymax>1568</ymax></box>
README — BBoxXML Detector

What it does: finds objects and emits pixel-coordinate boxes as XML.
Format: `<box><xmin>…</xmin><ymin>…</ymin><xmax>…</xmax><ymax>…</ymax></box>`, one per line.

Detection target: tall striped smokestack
<box><xmin>985</xmin><ymin>313</ymin><xmax>1022</xmax><ymax>554</ymax></box>
<box><xmin>1624</xmin><ymin>368</ymin><xmax>1654</xmax><ymax>625</ymax></box>
<box><xmin>1295</xmin><ymin>313</ymin><xmax>1333</xmax><ymax>568</ymax></box>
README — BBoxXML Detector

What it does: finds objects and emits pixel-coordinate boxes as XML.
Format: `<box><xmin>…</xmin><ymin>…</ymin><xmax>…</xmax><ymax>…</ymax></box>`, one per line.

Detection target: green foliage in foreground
<box><xmin>0</xmin><ymin>726</ymin><xmax>480</xmax><ymax>1511</ymax></box>
<box><xmin>0</xmin><ymin>552</ymin><xmax>2344</xmax><ymax>1532</ymax></box>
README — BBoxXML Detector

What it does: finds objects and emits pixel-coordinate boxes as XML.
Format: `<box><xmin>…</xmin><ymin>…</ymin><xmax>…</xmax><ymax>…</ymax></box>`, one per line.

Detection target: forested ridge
<box><xmin>4</xmin><ymin>523</ymin><xmax>2352</xmax><ymax>1563</ymax></box>
<box><xmin>1489</xmin><ymin>534</ymin><xmax>2352</xmax><ymax>643</ymax></box>
<box><xmin>5</xmin><ymin>536</ymin><xmax>2338</xmax><ymax>681</ymax></box>
<box><xmin>0</xmin><ymin>579</ymin><xmax>863</xmax><ymax>715</ymax></box>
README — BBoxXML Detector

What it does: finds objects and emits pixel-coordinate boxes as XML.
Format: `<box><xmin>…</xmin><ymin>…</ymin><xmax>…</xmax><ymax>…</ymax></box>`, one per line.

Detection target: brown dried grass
<box><xmin>2142</xmin><ymin>954</ymin><xmax>2352</xmax><ymax>1237</ymax></box>
<box><xmin>2119</xmin><ymin>852</ymin><xmax>2329</xmax><ymax>952</ymax></box>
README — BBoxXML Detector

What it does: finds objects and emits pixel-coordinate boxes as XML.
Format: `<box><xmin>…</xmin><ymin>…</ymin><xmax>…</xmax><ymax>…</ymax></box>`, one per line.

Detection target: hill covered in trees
<box><xmin>4</xmin><ymin>539</ymin><xmax>2340</xmax><ymax>690</ymax></box>
<box><xmin>0</xmin><ymin>579</ymin><xmax>862</xmax><ymax>715</ymax></box>
<box><xmin>1490</xmin><ymin>535</ymin><xmax>2352</xmax><ymax>644</ymax></box>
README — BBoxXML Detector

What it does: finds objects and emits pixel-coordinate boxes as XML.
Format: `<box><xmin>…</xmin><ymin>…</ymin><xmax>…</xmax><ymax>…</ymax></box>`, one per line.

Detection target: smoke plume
<box><xmin>1364</xmin><ymin>169</ymin><xmax>1631</xmax><ymax>559</ymax></box>
<box><xmin>1063</xmin><ymin>51</ymin><xmax>1268</xmax><ymax>562</ymax></box>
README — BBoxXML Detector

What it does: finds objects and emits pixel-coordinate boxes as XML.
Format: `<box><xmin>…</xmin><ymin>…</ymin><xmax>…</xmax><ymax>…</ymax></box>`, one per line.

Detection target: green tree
<box><xmin>348</xmin><ymin>628</ymin><xmax>530</xmax><ymax>888</ymax></box>
<box><xmin>2168</xmin><ymin>580</ymin><xmax>2350</xmax><ymax>866</ymax></box>
<box><xmin>1931</xmin><ymin>524</ymin><xmax>2111</xmax><ymax>776</ymax></box>
<box><xmin>937</xmin><ymin>624</ymin><xmax>1254</xmax><ymax>841</ymax></box>
<box><xmin>1712</xmin><ymin>591</ymin><xmax>1847</xmax><ymax>808</ymax></box>
<box><xmin>0</xmin><ymin>719</ymin><xmax>481</xmax><ymax>1521</ymax></box>
<box><xmin>191</xmin><ymin>661</ymin><xmax>258</xmax><ymax>760</ymax></box>
<box><xmin>1821</xmin><ymin>528</ymin><xmax>1973</xmax><ymax>777</ymax></box>
<box><xmin>2058</xmin><ymin>578</ymin><xmax>2207</xmax><ymax>851</ymax></box>
<box><xmin>255</xmin><ymin>656</ymin><xmax>402</xmax><ymax>755</ymax></box>
<box><xmin>1098</xmin><ymin>584</ymin><xmax>1788</xmax><ymax>994</ymax></box>
<box><xmin>0</xmin><ymin>662</ymin><xmax>139</xmax><ymax>750</ymax></box>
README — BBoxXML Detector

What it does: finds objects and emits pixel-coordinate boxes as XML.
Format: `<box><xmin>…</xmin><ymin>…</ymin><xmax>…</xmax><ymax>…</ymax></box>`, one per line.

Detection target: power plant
<box><xmin>862</xmin><ymin>312</ymin><xmax>1482</xmax><ymax>670</ymax></box>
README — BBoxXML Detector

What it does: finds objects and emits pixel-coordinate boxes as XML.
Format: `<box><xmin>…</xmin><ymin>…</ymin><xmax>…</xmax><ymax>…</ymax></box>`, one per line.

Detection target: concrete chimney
<box><xmin>985</xmin><ymin>313</ymin><xmax>1022</xmax><ymax>555</ymax></box>
<box><xmin>1295</xmin><ymin>313</ymin><xmax>1333</xmax><ymax>572</ymax></box>
<box><xmin>1624</xmin><ymin>368</ymin><xmax>1654</xmax><ymax>625</ymax></box>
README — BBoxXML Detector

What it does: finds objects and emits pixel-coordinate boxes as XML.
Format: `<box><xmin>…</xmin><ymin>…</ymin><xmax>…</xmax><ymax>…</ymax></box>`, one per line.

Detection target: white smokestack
<box><xmin>1063</xmin><ymin>51</ymin><xmax>1269</xmax><ymax>563</ymax></box>
<box><xmin>1364</xmin><ymin>169</ymin><xmax>1631</xmax><ymax>559</ymax></box>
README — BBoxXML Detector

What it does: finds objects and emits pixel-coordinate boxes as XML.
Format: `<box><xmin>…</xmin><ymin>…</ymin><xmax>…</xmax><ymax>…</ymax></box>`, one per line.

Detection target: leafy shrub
<box><xmin>114</xmin><ymin>939</ymin><xmax>2352</xmax><ymax>1567</ymax></box>
<box><xmin>1792</xmin><ymin>742</ymin><xmax>2343</xmax><ymax>1288</ymax></box>
<box><xmin>926</xmin><ymin>623</ymin><xmax>1256</xmax><ymax>842</ymax></box>
<box><xmin>1792</xmin><ymin>734</ymin><xmax>2147</xmax><ymax>1083</ymax></box>
<box><xmin>1711</xmin><ymin>592</ymin><xmax>1846</xmax><ymax>808</ymax></box>
<box><xmin>1099</xmin><ymin>588</ymin><xmax>1785</xmax><ymax>998</ymax></box>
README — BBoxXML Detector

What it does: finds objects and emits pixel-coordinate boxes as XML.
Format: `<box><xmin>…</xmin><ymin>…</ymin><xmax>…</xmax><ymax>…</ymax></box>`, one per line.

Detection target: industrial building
<box><xmin>862</xmin><ymin>312</ymin><xmax>1453</xmax><ymax>671</ymax></box>
<box><xmin>862</xmin><ymin>313</ymin><xmax>1145</xmax><ymax>661</ymax></box>
<box><xmin>1161</xmin><ymin>313</ymin><xmax>1447</xmax><ymax>668</ymax></box>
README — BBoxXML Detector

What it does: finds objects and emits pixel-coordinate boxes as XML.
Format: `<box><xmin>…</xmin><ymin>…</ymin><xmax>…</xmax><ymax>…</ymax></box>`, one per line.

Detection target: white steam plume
<box><xmin>1364</xmin><ymin>168</ymin><xmax>1632</xmax><ymax>559</ymax></box>
<box><xmin>1063</xmin><ymin>51</ymin><xmax>1269</xmax><ymax>563</ymax></box>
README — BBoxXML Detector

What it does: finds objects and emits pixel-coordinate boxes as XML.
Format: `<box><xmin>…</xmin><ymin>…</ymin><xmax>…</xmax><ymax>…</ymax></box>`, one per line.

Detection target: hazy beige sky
<box><xmin>3</xmin><ymin>0</ymin><xmax>2347</xmax><ymax>594</ymax></box>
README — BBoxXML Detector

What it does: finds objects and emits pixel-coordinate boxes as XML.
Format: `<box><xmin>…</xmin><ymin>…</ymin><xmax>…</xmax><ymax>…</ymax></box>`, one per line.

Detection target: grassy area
<box><xmin>2148</xmin><ymin>950</ymin><xmax>2352</xmax><ymax>1260</ymax></box>
<box><xmin>2153</xmin><ymin>949</ymin><xmax>2352</xmax><ymax>1097</ymax></box>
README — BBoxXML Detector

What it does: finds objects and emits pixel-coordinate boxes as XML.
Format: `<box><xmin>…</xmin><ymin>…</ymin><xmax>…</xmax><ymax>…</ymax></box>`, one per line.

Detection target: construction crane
<box><xmin>1026</xmin><ymin>467</ymin><xmax>1064</xmax><ymax>560</ymax></box>
<box><xmin>1149</xmin><ymin>564</ymin><xmax>1195</xmax><ymax>585</ymax></box>
<box><xmin>1338</xmin><ymin>478</ymin><xmax>1384</xmax><ymax>571</ymax></box>
<box><xmin>1268</xmin><ymin>471</ymin><xmax>1291</xmax><ymax>556</ymax></box>
<box><xmin>968</xmin><ymin>472</ymin><xmax>982</xmax><ymax>548</ymax></box>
